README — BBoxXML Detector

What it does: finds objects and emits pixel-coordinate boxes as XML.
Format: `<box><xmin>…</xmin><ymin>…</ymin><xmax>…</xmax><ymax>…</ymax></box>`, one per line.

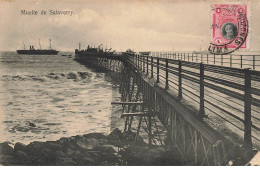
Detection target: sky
<box><xmin>0</xmin><ymin>0</ymin><xmax>260</xmax><ymax>52</ymax></box>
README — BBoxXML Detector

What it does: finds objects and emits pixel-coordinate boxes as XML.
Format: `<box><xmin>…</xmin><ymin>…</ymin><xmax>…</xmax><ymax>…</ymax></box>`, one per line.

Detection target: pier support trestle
<box><xmin>112</xmin><ymin>66</ymin><xmax>167</xmax><ymax>146</ymax></box>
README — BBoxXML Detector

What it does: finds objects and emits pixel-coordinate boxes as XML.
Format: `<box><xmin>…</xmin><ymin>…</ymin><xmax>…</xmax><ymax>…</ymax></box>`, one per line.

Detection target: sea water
<box><xmin>0</xmin><ymin>52</ymin><xmax>123</xmax><ymax>144</ymax></box>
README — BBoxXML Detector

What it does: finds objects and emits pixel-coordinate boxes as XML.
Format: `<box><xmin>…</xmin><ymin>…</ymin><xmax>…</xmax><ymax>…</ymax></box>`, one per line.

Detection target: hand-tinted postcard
<box><xmin>0</xmin><ymin>0</ymin><xmax>260</xmax><ymax>166</ymax></box>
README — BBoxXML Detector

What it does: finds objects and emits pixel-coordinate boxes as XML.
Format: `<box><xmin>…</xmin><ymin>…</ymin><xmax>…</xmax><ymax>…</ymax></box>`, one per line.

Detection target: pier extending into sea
<box><xmin>75</xmin><ymin>50</ymin><xmax>260</xmax><ymax>166</ymax></box>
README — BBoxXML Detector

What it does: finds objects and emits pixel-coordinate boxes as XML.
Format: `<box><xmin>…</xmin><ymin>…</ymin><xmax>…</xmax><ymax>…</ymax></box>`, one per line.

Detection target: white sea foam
<box><xmin>0</xmin><ymin>52</ymin><xmax>123</xmax><ymax>145</ymax></box>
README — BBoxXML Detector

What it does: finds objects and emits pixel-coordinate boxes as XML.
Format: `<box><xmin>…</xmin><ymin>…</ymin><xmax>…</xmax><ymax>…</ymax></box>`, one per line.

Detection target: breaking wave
<box><xmin>0</xmin><ymin>72</ymin><xmax>100</xmax><ymax>82</ymax></box>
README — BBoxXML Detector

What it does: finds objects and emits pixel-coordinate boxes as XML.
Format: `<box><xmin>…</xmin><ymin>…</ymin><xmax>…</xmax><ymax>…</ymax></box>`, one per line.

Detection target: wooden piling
<box><xmin>148</xmin><ymin>114</ymin><xmax>152</xmax><ymax>145</ymax></box>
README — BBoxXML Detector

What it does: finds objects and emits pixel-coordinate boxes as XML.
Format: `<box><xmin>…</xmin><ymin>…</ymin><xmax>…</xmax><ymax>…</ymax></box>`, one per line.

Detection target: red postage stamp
<box><xmin>209</xmin><ymin>4</ymin><xmax>248</xmax><ymax>54</ymax></box>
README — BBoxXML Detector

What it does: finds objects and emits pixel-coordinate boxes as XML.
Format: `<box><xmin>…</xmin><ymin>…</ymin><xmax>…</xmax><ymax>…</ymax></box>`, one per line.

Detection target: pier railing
<box><xmin>123</xmin><ymin>53</ymin><xmax>260</xmax><ymax>150</ymax></box>
<box><xmin>75</xmin><ymin>51</ymin><xmax>260</xmax><ymax>164</ymax></box>
<box><xmin>149</xmin><ymin>52</ymin><xmax>260</xmax><ymax>71</ymax></box>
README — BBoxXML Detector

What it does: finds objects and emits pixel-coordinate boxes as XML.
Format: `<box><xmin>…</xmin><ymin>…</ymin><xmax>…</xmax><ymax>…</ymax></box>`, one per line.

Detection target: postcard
<box><xmin>0</xmin><ymin>0</ymin><xmax>259</xmax><ymax>166</ymax></box>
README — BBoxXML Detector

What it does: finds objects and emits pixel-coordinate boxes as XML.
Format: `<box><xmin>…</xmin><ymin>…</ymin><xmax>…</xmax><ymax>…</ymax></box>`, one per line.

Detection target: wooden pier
<box><xmin>75</xmin><ymin>51</ymin><xmax>260</xmax><ymax>165</ymax></box>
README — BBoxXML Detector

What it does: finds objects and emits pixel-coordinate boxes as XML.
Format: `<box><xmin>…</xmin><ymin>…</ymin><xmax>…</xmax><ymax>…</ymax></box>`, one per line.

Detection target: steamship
<box><xmin>17</xmin><ymin>39</ymin><xmax>59</xmax><ymax>55</ymax></box>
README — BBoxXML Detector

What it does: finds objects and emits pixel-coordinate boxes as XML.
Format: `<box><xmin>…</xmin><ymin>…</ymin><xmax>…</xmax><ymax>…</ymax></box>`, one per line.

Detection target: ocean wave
<box><xmin>1</xmin><ymin>72</ymin><xmax>94</xmax><ymax>82</ymax></box>
<box><xmin>9</xmin><ymin>121</ymin><xmax>50</xmax><ymax>134</ymax></box>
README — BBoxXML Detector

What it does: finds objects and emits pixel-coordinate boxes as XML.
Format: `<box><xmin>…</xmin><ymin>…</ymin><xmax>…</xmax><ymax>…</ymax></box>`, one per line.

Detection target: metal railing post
<box><xmin>147</xmin><ymin>56</ymin><xmax>149</xmax><ymax>75</ymax></box>
<box><xmin>166</xmin><ymin>59</ymin><xmax>169</xmax><ymax>90</ymax></box>
<box><xmin>134</xmin><ymin>54</ymin><xmax>137</xmax><ymax>66</ymax></box>
<box><xmin>138</xmin><ymin>55</ymin><xmax>140</xmax><ymax>69</ymax></box>
<box><xmin>207</xmin><ymin>54</ymin><xmax>209</xmax><ymax>64</ymax></box>
<box><xmin>157</xmin><ymin>57</ymin><xmax>159</xmax><ymax>83</ymax></box>
<box><xmin>143</xmin><ymin>55</ymin><xmax>145</xmax><ymax>72</ymax></box>
<box><xmin>243</xmin><ymin>68</ymin><xmax>252</xmax><ymax>151</ymax></box>
<box><xmin>214</xmin><ymin>54</ymin><xmax>216</xmax><ymax>64</ymax></box>
<box><xmin>178</xmin><ymin>60</ymin><xmax>182</xmax><ymax>100</ymax></box>
<box><xmin>221</xmin><ymin>55</ymin><xmax>223</xmax><ymax>65</ymax></box>
<box><xmin>253</xmin><ymin>55</ymin><xmax>255</xmax><ymax>70</ymax></box>
<box><xmin>199</xmin><ymin>62</ymin><xmax>205</xmax><ymax>118</ymax></box>
<box><xmin>141</xmin><ymin>55</ymin><xmax>143</xmax><ymax>71</ymax></box>
<box><xmin>151</xmin><ymin>57</ymin><xmax>154</xmax><ymax>78</ymax></box>
<box><xmin>241</xmin><ymin>55</ymin><xmax>243</xmax><ymax>68</ymax></box>
<box><xmin>132</xmin><ymin>54</ymin><xmax>135</xmax><ymax>65</ymax></box>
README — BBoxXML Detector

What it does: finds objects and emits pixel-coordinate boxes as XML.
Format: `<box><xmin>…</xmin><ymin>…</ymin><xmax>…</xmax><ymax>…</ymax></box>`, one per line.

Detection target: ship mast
<box><xmin>39</xmin><ymin>39</ymin><xmax>41</xmax><ymax>50</ymax></box>
<box><xmin>23</xmin><ymin>41</ymin><xmax>26</xmax><ymax>50</ymax></box>
<box><xmin>49</xmin><ymin>39</ymin><xmax>52</xmax><ymax>50</ymax></box>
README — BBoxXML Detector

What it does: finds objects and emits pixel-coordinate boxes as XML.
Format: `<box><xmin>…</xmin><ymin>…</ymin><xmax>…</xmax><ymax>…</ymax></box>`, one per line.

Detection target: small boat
<box><xmin>62</xmin><ymin>54</ymin><xmax>72</xmax><ymax>56</ymax></box>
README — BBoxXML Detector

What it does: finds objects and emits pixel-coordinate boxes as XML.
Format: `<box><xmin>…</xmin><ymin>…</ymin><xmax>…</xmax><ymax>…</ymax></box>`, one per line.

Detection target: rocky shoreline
<box><xmin>0</xmin><ymin>128</ymin><xmax>184</xmax><ymax>166</ymax></box>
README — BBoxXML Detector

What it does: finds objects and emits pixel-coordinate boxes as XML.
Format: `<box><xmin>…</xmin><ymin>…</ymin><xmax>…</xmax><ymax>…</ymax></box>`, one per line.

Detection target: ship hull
<box><xmin>17</xmin><ymin>50</ymin><xmax>59</xmax><ymax>55</ymax></box>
